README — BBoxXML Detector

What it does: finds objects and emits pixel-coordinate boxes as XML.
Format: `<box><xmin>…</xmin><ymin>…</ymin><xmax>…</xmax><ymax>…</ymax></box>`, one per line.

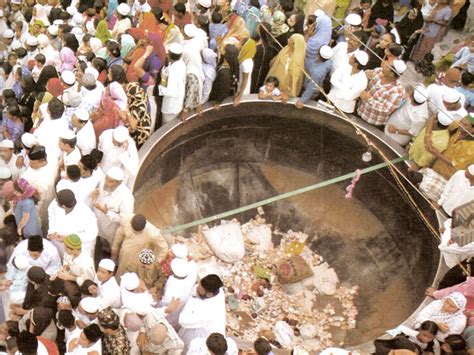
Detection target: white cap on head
<box><xmin>393</xmin><ymin>60</ymin><xmax>407</xmax><ymax>75</ymax></box>
<box><xmin>85</xmin><ymin>67</ymin><xmax>99</xmax><ymax>80</ymax></box>
<box><xmin>107</xmin><ymin>167</ymin><xmax>125</xmax><ymax>181</ymax></box>
<box><xmin>0</xmin><ymin>139</ymin><xmax>14</xmax><ymax>149</ymax></box>
<box><xmin>3</xmin><ymin>29</ymin><xmax>14</xmax><ymax>39</ymax></box>
<box><xmin>21</xmin><ymin>133</ymin><xmax>37</xmax><ymax>148</ymax></box>
<box><xmin>438</xmin><ymin>110</ymin><xmax>454</xmax><ymax>126</ymax></box>
<box><xmin>198</xmin><ymin>0</ymin><xmax>211</xmax><ymax>7</ymax></box>
<box><xmin>13</xmin><ymin>255</ymin><xmax>30</xmax><ymax>271</ymax></box>
<box><xmin>413</xmin><ymin>85</ymin><xmax>428</xmax><ymax>104</ymax></box>
<box><xmin>59</xmin><ymin>129</ymin><xmax>76</xmax><ymax>140</ymax></box>
<box><xmin>26</xmin><ymin>36</ymin><xmax>38</xmax><ymax>46</ymax></box>
<box><xmin>171</xmin><ymin>258</ymin><xmax>190</xmax><ymax>278</ymax></box>
<box><xmin>121</xmin><ymin>272</ymin><xmax>140</xmax><ymax>291</ymax></box>
<box><xmin>74</xmin><ymin>107</ymin><xmax>90</xmax><ymax>121</ymax></box>
<box><xmin>73</xmin><ymin>12</ymin><xmax>85</xmax><ymax>25</ymax></box>
<box><xmin>442</xmin><ymin>88</ymin><xmax>461</xmax><ymax>104</ymax></box>
<box><xmin>319</xmin><ymin>45</ymin><xmax>333</xmax><ymax>60</ymax></box>
<box><xmin>345</xmin><ymin>13</ymin><xmax>362</xmax><ymax>26</ymax></box>
<box><xmin>171</xmin><ymin>244</ymin><xmax>188</xmax><ymax>258</ymax></box>
<box><xmin>117</xmin><ymin>3</ymin><xmax>131</xmax><ymax>16</ymax></box>
<box><xmin>61</xmin><ymin>91</ymin><xmax>82</xmax><ymax>107</ymax></box>
<box><xmin>48</xmin><ymin>25</ymin><xmax>59</xmax><ymax>36</ymax></box>
<box><xmin>168</xmin><ymin>43</ymin><xmax>183</xmax><ymax>55</ymax></box>
<box><xmin>184</xmin><ymin>24</ymin><xmax>198</xmax><ymax>38</ymax></box>
<box><xmin>80</xmin><ymin>297</ymin><xmax>100</xmax><ymax>313</ymax></box>
<box><xmin>61</xmin><ymin>70</ymin><xmax>76</xmax><ymax>85</ymax></box>
<box><xmin>11</xmin><ymin>0</ymin><xmax>21</xmax><ymax>5</ymax></box>
<box><xmin>468</xmin><ymin>164</ymin><xmax>474</xmax><ymax>175</ymax></box>
<box><xmin>53</xmin><ymin>19</ymin><xmax>64</xmax><ymax>25</ymax></box>
<box><xmin>354</xmin><ymin>50</ymin><xmax>369</xmax><ymax>66</ymax></box>
<box><xmin>37</xmin><ymin>34</ymin><xmax>49</xmax><ymax>48</ymax></box>
<box><xmin>99</xmin><ymin>259</ymin><xmax>115</xmax><ymax>272</ymax></box>
<box><xmin>0</xmin><ymin>167</ymin><xmax>11</xmax><ymax>179</ymax></box>
<box><xmin>66</xmin><ymin>5</ymin><xmax>77</xmax><ymax>15</ymax></box>
<box><xmin>314</xmin><ymin>9</ymin><xmax>325</xmax><ymax>17</ymax></box>
<box><xmin>113</xmin><ymin>126</ymin><xmax>129</xmax><ymax>143</ymax></box>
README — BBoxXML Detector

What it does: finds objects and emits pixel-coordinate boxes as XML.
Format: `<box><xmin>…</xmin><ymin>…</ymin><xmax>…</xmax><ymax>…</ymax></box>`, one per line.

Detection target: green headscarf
<box><xmin>96</xmin><ymin>20</ymin><xmax>112</xmax><ymax>44</ymax></box>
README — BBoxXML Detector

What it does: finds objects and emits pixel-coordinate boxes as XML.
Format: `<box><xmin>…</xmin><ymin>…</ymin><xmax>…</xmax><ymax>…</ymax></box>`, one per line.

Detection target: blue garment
<box><xmin>244</xmin><ymin>7</ymin><xmax>260</xmax><ymax>38</ymax></box>
<box><xmin>457</xmin><ymin>87</ymin><xmax>474</xmax><ymax>109</ymax></box>
<box><xmin>305</xmin><ymin>14</ymin><xmax>332</xmax><ymax>66</ymax></box>
<box><xmin>453</xmin><ymin>46</ymin><xmax>474</xmax><ymax>74</ymax></box>
<box><xmin>14</xmin><ymin>198</ymin><xmax>42</xmax><ymax>238</ymax></box>
<box><xmin>107</xmin><ymin>0</ymin><xmax>118</xmax><ymax>20</ymax></box>
<box><xmin>300</xmin><ymin>59</ymin><xmax>332</xmax><ymax>103</ymax></box>
<box><xmin>209</xmin><ymin>23</ymin><xmax>228</xmax><ymax>50</ymax></box>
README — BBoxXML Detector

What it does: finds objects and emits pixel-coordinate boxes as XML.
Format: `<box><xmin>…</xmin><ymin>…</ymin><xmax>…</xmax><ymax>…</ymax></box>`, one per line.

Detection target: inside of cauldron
<box><xmin>133</xmin><ymin>107</ymin><xmax>439</xmax><ymax>347</ymax></box>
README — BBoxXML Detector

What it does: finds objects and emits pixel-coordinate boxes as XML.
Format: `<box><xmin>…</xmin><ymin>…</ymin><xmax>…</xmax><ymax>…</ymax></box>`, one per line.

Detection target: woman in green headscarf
<box><xmin>120</xmin><ymin>34</ymin><xmax>135</xmax><ymax>58</ymax></box>
<box><xmin>234</xmin><ymin>38</ymin><xmax>257</xmax><ymax>106</ymax></box>
<box><xmin>96</xmin><ymin>20</ymin><xmax>112</xmax><ymax>44</ymax></box>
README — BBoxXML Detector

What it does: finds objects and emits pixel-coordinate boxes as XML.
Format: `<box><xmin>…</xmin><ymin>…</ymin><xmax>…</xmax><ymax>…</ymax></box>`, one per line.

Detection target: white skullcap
<box><xmin>13</xmin><ymin>255</ymin><xmax>30</xmax><ymax>271</ymax></box>
<box><xmin>74</xmin><ymin>107</ymin><xmax>90</xmax><ymax>121</ymax></box>
<box><xmin>10</xmin><ymin>42</ymin><xmax>21</xmax><ymax>50</ymax></box>
<box><xmin>121</xmin><ymin>272</ymin><xmax>140</xmax><ymax>291</ymax></box>
<box><xmin>61</xmin><ymin>70</ymin><xmax>76</xmax><ymax>85</ymax></box>
<box><xmin>113</xmin><ymin>126</ymin><xmax>129</xmax><ymax>143</ymax></box>
<box><xmin>37</xmin><ymin>34</ymin><xmax>49</xmax><ymax>48</ymax></box>
<box><xmin>442</xmin><ymin>88</ymin><xmax>461</xmax><ymax>104</ymax></box>
<box><xmin>468</xmin><ymin>164</ymin><xmax>474</xmax><ymax>175</ymax></box>
<box><xmin>345</xmin><ymin>13</ymin><xmax>362</xmax><ymax>26</ymax></box>
<box><xmin>26</xmin><ymin>36</ymin><xmax>38</xmax><ymax>46</ymax></box>
<box><xmin>438</xmin><ymin>110</ymin><xmax>454</xmax><ymax>126</ymax></box>
<box><xmin>85</xmin><ymin>67</ymin><xmax>99</xmax><ymax>80</ymax></box>
<box><xmin>59</xmin><ymin>129</ymin><xmax>76</xmax><ymax>140</ymax></box>
<box><xmin>53</xmin><ymin>19</ymin><xmax>64</xmax><ymax>25</ymax></box>
<box><xmin>393</xmin><ymin>60</ymin><xmax>407</xmax><ymax>75</ymax></box>
<box><xmin>73</xmin><ymin>12</ymin><xmax>85</xmax><ymax>25</ymax></box>
<box><xmin>3</xmin><ymin>29</ymin><xmax>14</xmax><ymax>39</ymax></box>
<box><xmin>168</xmin><ymin>43</ymin><xmax>183</xmax><ymax>55</ymax></box>
<box><xmin>0</xmin><ymin>139</ymin><xmax>14</xmax><ymax>149</ymax></box>
<box><xmin>80</xmin><ymin>297</ymin><xmax>100</xmax><ymax>313</ymax></box>
<box><xmin>11</xmin><ymin>0</ymin><xmax>21</xmax><ymax>4</ymax></box>
<box><xmin>21</xmin><ymin>133</ymin><xmax>36</xmax><ymax>148</ymax></box>
<box><xmin>319</xmin><ymin>45</ymin><xmax>333</xmax><ymax>60</ymax></box>
<box><xmin>314</xmin><ymin>9</ymin><xmax>325</xmax><ymax>17</ymax></box>
<box><xmin>99</xmin><ymin>259</ymin><xmax>115</xmax><ymax>272</ymax></box>
<box><xmin>48</xmin><ymin>25</ymin><xmax>59</xmax><ymax>36</ymax></box>
<box><xmin>198</xmin><ymin>0</ymin><xmax>211</xmax><ymax>7</ymax></box>
<box><xmin>354</xmin><ymin>50</ymin><xmax>369</xmax><ymax>66</ymax></box>
<box><xmin>0</xmin><ymin>167</ymin><xmax>11</xmax><ymax>179</ymax></box>
<box><xmin>184</xmin><ymin>24</ymin><xmax>198</xmax><ymax>38</ymax></box>
<box><xmin>107</xmin><ymin>167</ymin><xmax>125</xmax><ymax>181</ymax></box>
<box><xmin>413</xmin><ymin>85</ymin><xmax>428</xmax><ymax>104</ymax></box>
<box><xmin>117</xmin><ymin>3</ymin><xmax>131</xmax><ymax>16</ymax></box>
<box><xmin>171</xmin><ymin>244</ymin><xmax>188</xmax><ymax>258</ymax></box>
<box><xmin>171</xmin><ymin>258</ymin><xmax>190</xmax><ymax>278</ymax></box>
<box><xmin>66</xmin><ymin>5</ymin><xmax>77</xmax><ymax>15</ymax></box>
<box><xmin>71</xmin><ymin>27</ymin><xmax>83</xmax><ymax>36</ymax></box>
<box><xmin>61</xmin><ymin>91</ymin><xmax>82</xmax><ymax>107</ymax></box>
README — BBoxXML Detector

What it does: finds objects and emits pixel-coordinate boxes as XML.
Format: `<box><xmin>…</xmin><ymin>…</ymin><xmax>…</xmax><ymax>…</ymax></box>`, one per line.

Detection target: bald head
<box><xmin>149</xmin><ymin>324</ymin><xmax>168</xmax><ymax>345</ymax></box>
<box><xmin>444</xmin><ymin>68</ymin><xmax>461</xmax><ymax>88</ymax></box>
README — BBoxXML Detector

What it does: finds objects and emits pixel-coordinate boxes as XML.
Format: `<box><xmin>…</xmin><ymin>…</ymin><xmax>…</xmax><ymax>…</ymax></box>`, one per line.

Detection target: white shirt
<box><xmin>94</xmin><ymin>183</ymin><xmax>134</xmax><ymax>243</ymax></box>
<box><xmin>41</xmin><ymin>44</ymin><xmax>62</xmax><ymax>69</ymax></box>
<box><xmin>120</xmin><ymin>284</ymin><xmax>155</xmax><ymax>316</ymax></box>
<box><xmin>427</xmin><ymin>83</ymin><xmax>466</xmax><ymax>114</ymax></box>
<box><xmin>67</xmin><ymin>339</ymin><xmax>102</xmax><ymax>355</ymax></box>
<box><xmin>178</xmin><ymin>287</ymin><xmax>226</xmax><ymax>346</ymax></box>
<box><xmin>7</xmin><ymin>238</ymin><xmax>61</xmax><ymax>275</ymax></box>
<box><xmin>159</xmin><ymin>59</ymin><xmax>187</xmax><ymax>115</ymax></box>
<box><xmin>238</xmin><ymin>59</ymin><xmax>253</xmax><ymax>95</ymax></box>
<box><xmin>160</xmin><ymin>261</ymin><xmax>198</xmax><ymax>328</ymax></box>
<box><xmin>77</xmin><ymin>175</ymin><xmax>102</xmax><ymax>208</ymax></box>
<box><xmin>328</xmin><ymin>65</ymin><xmax>367</xmax><ymax>113</ymax></box>
<box><xmin>187</xmin><ymin>336</ymin><xmax>238</xmax><ymax>355</ymax></box>
<box><xmin>98</xmin><ymin>129</ymin><xmax>139</xmax><ymax>186</ymax></box>
<box><xmin>112</xmin><ymin>18</ymin><xmax>132</xmax><ymax>38</ymax></box>
<box><xmin>80</xmin><ymin>84</ymin><xmax>105</xmax><ymax>114</ymax></box>
<box><xmin>96</xmin><ymin>275</ymin><xmax>122</xmax><ymax>310</ymax></box>
<box><xmin>75</xmin><ymin>120</ymin><xmax>96</xmax><ymax>155</ymax></box>
<box><xmin>35</xmin><ymin>115</ymin><xmax>69</xmax><ymax>161</ymax></box>
<box><xmin>65</xmin><ymin>327</ymin><xmax>81</xmax><ymax>353</ymax></box>
<box><xmin>48</xmin><ymin>199</ymin><xmax>99</xmax><ymax>257</ymax></box>
<box><xmin>330</xmin><ymin>42</ymin><xmax>355</xmax><ymax>75</ymax></box>
<box><xmin>132</xmin><ymin>0</ymin><xmax>151</xmax><ymax>15</ymax></box>
<box><xmin>438</xmin><ymin>170</ymin><xmax>474</xmax><ymax>216</ymax></box>
<box><xmin>62</xmin><ymin>251</ymin><xmax>96</xmax><ymax>286</ymax></box>
<box><xmin>0</xmin><ymin>154</ymin><xmax>19</xmax><ymax>179</ymax></box>
<box><xmin>56</xmin><ymin>178</ymin><xmax>90</xmax><ymax>206</ymax></box>
<box><xmin>22</xmin><ymin>161</ymin><xmax>57</xmax><ymax>203</ymax></box>
<box><xmin>384</xmin><ymin>99</ymin><xmax>430</xmax><ymax>145</ymax></box>
<box><xmin>62</xmin><ymin>147</ymin><xmax>81</xmax><ymax>167</ymax></box>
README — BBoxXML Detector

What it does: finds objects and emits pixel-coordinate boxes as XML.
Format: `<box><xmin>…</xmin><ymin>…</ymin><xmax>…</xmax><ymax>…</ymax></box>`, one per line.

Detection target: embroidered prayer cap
<box><xmin>138</xmin><ymin>248</ymin><xmax>156</xmax><ymax>265</ymax></box>
<box><xmin>64</xmin><ymin>234</ymin><xmax>82</xmax><ymax>250</ymax></box>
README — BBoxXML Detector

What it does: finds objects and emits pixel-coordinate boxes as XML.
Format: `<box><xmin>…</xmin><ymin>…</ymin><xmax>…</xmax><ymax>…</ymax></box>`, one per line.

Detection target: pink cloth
<box><xmin>59</xmin><ymin>47</ymin><xmax>78</xmax><ymax>72</ymax></box>
<box><xmin>108</xmin><ymin>82</ymin><xmax>128</xmax><ymax>110</ymax></box>
<box><xmin>434</xmin><ymin>277</ymin><xmax>474</xmax><ymax>326</ymax></box>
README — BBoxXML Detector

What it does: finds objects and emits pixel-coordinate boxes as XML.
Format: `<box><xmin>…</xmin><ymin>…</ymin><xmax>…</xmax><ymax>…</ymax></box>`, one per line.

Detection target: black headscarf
<box><xmin>30</xmin><ymin>306</ymin><xmax>54</xmax><ymax>335</ymax></box>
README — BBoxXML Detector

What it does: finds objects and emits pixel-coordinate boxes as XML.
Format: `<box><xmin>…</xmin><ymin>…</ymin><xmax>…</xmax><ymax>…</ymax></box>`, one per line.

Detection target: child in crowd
<box><xmin>209</xmin><ymin>11</ymin><xmax>228</xmax><ymax>50</ymax></box>
<box><xmin>258</xmin><ymin>76</ymin><xmax>287</xmax><ymax>102</ymax></box>
<box><xmin>31</xmin><ymin>54</ymin><xmax>45</xmax><ymax>82</ymax></box>
<box><xmin>456</xmin><ymin>71</ymin><xmax>473</xmax><ymax>111</ymax></box>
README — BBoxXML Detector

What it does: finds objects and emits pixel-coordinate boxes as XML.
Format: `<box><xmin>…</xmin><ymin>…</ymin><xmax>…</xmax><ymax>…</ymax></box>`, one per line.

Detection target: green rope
<box><xmin>162</xmin><ymin>156</ymin><xmax>407</xmax><ymax>234</ymax></box>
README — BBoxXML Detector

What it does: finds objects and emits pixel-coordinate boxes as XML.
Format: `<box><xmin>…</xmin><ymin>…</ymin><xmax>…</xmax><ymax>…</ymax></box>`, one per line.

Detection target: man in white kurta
<box><xmin>436</xmin><ymin>165</ymin><xmax>474</xmax><ymax>217</ymax></box>
<box><xmin>48</xmin><ymin>189</ymin><xmax>98</xmax><ymax>257</ymax></box>
<box><xmin>7</xmin><ymin>236</ymin><xmax>61</xmax><ymax>276</ymax></box>
<box><xmin>93</xmin><ymin>167</ymin><xmax>135</xmax><ymax>244</ymax></box>
<box><xmin>0</xmin><ymin>139</ymin><xmax>19</xmax><ymax>179</ymax></box>
<box><xmin>327</xmin><ymin>50</ymin><xmax>368</xmax><ymax>114</ymax></box>
<box><xmin>71</xmin><ymin>108</ymin><xmax>96</xmax><ymax>155</ymax></box>
<box><xmin>57</xmin><ymin>234</ymin><xmax>96</xmax><ymax>287</ymax></box>
<box><xmin>187</xmin><ymin>333</ymin><xmax>239</xmax><ymax>355</ymax></box>
<box><xmin>178</xmin><ymin>274</ymin><xmax>226</xmax><ymax>347</ymax></box>
<box><xmin>93</xmin><ymin>258</ymin><xmax>122</xmax><ymax>310</ymax></box>
<box><xmin>427</xmin><ymin>68</ymin><xmax>466</xmax><ymax>114</ymax></box>
<box><xmin>98</xmin><ymin>127</ymin><xmax>139</xmax><ymax>187</ymax></box>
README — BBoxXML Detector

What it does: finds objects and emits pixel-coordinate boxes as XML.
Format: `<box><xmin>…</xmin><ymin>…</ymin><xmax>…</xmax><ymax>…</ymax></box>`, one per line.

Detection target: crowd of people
<box><xmin>0</xmin><ymin>0</ymin><xmax>469</xmax><ymax>351</ymax></box>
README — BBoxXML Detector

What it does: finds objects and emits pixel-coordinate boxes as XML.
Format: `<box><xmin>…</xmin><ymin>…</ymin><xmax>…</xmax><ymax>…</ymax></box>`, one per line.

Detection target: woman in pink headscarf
<box><xmin>12</xmin><ymin>178</ymin><xmax>41</xmax><ymax>238</ymax></box>
<box><xmin>59</xmin><ymin>47</ymin><xmax>77</xmax><ymax>72</ymax></box>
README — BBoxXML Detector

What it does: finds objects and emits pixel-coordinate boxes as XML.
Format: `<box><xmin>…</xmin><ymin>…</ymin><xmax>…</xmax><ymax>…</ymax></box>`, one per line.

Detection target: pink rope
<box><xmin>345</xmin><ymin>169</ymin><xmax>362</xmax><ymax>199</ymax></box>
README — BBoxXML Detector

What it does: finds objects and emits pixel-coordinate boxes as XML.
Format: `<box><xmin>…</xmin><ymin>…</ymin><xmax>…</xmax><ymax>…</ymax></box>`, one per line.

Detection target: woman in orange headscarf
<box><xmin>219</xmin><ymin>13</ymin><xmax>250</xmax><ymax>52</ymax></box>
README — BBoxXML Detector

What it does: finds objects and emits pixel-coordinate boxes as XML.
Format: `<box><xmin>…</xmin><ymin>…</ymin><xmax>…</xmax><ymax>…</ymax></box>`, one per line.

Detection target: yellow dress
<box><xmin>432</xmin><ymin>131</ymin><xmax>474</xmax><ymax>179</ymax></box>
<box><xmin>409</xmin><ymin>127</ymin><xmax>450</xmax><ymax>167</ymax></box>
